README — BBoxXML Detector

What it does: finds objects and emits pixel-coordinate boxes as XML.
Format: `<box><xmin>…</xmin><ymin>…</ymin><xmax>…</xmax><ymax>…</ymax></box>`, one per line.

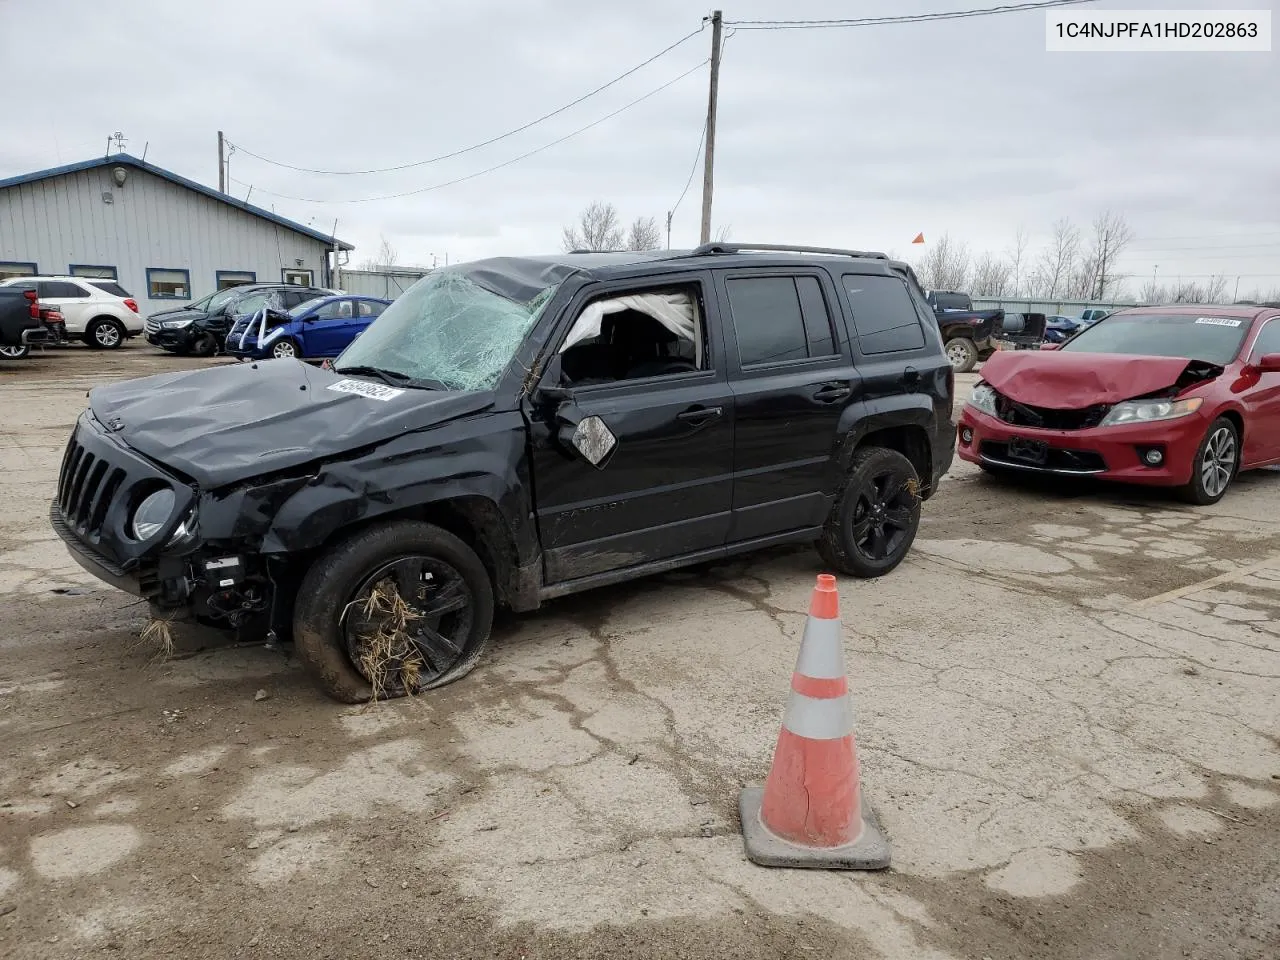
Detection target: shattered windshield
<box><xmin>334</xmin><ymin>269</ymin><xmax>558</xmax><ymax>390</ymax></box>
<box><xmin>1061</xmin><ymin>313</ymin><xmax>1249</xmax><ymax>366</ymax></box>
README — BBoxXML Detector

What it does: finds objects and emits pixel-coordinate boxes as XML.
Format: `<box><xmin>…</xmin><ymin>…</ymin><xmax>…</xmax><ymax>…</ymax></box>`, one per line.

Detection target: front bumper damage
<box><xmin>49</xmin><ymin>413</ymin><xmax>302</xmax><ymax>633</ymax></box>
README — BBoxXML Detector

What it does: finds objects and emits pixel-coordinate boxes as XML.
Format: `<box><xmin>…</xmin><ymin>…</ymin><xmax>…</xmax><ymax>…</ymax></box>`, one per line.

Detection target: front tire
<box><xmin>190</xmin><ymin>332</ymin><xmax>218</xmax><ymax>357</ymax></box>
<box><xmin>293</xmin><ymin>520</ymin><xmax>495</xmax><ymax>703</ymax></box>
<box><xmin>817</xmin><ymin>447</ymin><xmax>922</xmax><ymax>578</ymax></box>
<box><xmin>1179</xmin><ymin>417</ymin><xmax>1239</xmax><ymax>505</ymax></box>
<box><xmin>271</xmin><ymin>339</ymin><xmax>300</xmax><ymax>360</ymax></box>
<box><xmin>87</xmin><ymin>317</ymin><xmax>125</xmax><ymax>349</ymax></box>
<box><xmin>945</xmin><ymin>336</ymin><xmax>979</xmax><ymax>373</ymax></box>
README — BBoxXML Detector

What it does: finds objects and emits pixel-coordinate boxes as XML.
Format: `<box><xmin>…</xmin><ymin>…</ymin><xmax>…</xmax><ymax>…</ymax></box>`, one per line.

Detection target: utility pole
<box><xmin>666</xmin><ymin>210</ymin><xmax>673</xmax><ymax>250</ymax></box>
<box><xmin>218</xmin><ymin>131</ymin><xmax>225</xmax><ymax>193</ymax></box>
<box><xmin>1234</xmin><ymin>275</ymin><xmax>1241</xmax><ymax>301</ymax></box>
<box><xmin>699</xmin><ymin>10</ymin><xmax>723</xmax><ymax>246</ymax></box>
<box><xmin>332</xmin><ymin>220</ymin><xmax>342</xmax><ymax>291</ymax></box>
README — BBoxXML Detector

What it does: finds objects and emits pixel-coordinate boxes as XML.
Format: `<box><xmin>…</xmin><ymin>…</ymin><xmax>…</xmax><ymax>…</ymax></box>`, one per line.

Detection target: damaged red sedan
<box><xmin>957</xmin><ymin>304</ymin><xmax>1280</xmax><ymax>504</ymax></box>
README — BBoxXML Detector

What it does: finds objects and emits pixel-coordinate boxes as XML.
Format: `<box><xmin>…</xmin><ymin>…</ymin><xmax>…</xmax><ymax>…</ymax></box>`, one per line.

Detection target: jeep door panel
<box><xmin>525</xmin><ymin>273</ymin><xmax>735</xmax><ymax>583</ymax></box>
<box><xmin>716</xmin><ymin>269</ymin><xmax>858</xmax><ymax>541</ymax></box>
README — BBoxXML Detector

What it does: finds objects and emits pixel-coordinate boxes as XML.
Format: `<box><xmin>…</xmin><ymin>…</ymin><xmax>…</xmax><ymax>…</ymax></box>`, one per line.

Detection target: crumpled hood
<box><xmin>89</xmin><ymin>360</ymin><xmax>493</xmax><ymax>488</ymax></box>
<box><xmin>980</xmin><ymin>351</ymin><xmax>1222</xmax><ymax>408</ymax></box>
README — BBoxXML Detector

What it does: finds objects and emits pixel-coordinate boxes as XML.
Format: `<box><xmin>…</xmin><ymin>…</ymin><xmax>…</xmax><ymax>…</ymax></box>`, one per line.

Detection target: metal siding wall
<box><xmin>0</xmin><ymin>166</ymin><xmax>334</xmax><ymax>315</ymax></box>
<box><xmin>337</xmin><ymin>268</ymin><xmax>428</xmax><ymax>299</ymax></box>
<box><xmin>973</xmin><ymin>297</ymin><xmax>1137</xmax><ymax>315</ymax></box>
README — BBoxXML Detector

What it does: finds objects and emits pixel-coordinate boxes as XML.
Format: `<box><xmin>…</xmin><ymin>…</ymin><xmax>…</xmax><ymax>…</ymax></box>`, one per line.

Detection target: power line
<box><xmin>230</xmin><ymin>59</ymin><xmax>709</xmax><ymax>204</ymax></box>
<box><xmin>1129</xmin><ymin>229</ymin><xmax>1280</xmax><ymax>243</ymax></box>
<box><xmin>725</xmin><ymin>0</ymin><xmax>1097</xmax><ymax>30</ymax></box>
<box><xmin>1127</xmin><ymin>241</ymin><xmax>1280</xmax><ymax>252</ymax></box>
<box><xmin>226</xmin><ymin>25</ymin><xmax>704</xmax><ymax>176</ymax></box>
<box><xmin>671</xmin><ymin>118</ymin><xmax>708</xmax><ymax>221</ymax></box>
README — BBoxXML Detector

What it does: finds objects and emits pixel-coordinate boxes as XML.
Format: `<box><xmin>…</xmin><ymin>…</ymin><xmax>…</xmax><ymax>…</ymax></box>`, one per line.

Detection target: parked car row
<box><xmin>143</xmin><ymin>282</ymin><xmax>391</xmax><ymax>361</ymax></box>
<box><xmin>0</xmin><ymin>275</ymin><xmax>142</xmax><ymax>349</ymax></box>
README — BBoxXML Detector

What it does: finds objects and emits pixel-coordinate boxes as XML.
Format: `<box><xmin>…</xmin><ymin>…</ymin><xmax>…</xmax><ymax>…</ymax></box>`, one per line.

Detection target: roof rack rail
<box><xmin>688</xmin><ymin>242</ymin><xmax>889</xmax><ymax>261</ymax></box>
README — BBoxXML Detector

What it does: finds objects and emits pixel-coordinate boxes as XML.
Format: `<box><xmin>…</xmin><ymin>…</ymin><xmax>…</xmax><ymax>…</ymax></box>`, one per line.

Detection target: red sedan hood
<box><xmin>980</xmin><ymin>351</ymin><xmax>1219</xmax><ymax>408</ymax></box>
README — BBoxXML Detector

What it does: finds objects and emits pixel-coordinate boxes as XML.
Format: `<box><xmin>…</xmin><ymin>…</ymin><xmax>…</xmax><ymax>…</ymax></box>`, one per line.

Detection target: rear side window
<box><xmin>358</xmin><ymin>301</ymin><xmax>387</xmax><ymax>317</ymax></box>
<box><xmin>726</xmin><ymin>276</ymin><xmax>838</xmax><ymax>366</ymax></box>
<box><xmin>39</xmin><ymin>280</ymin><xmax>90</xmax><ymax>299</ymax></box>
<box><xmin>88</xmin><ymin>280</ymin><xmax>131</xmax><ymax>298</ymax></box>
<box><xmin>842</xmin><ymin>274</ymin><xmax>926</xmax><ymax>355</ymax></box>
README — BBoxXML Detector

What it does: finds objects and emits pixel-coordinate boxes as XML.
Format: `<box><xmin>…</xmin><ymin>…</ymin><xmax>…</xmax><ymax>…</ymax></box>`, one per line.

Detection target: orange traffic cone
<box><xmin>739</xmin><ymin>574</ymin><xmax>891</xmax><ymax>870</ymax></box>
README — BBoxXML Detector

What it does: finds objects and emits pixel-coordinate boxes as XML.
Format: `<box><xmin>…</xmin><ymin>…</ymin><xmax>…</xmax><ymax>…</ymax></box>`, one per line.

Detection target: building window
<box><xmin>0</xmin><ymin>261</ymin><xmax>37</xmax><ymax>280</ymax></box>
<box><xmin>147</xmin><ymin>268</ymin><xmax>191</xmax><ymax>300</ymax></box>
<box><xmin>216</xmin><ymin>270</ymin><xmax>256</xmax><ymax>290</ymax></box>
<box><xmin>69</xmin><ymin>264</ymin><xmax>118</xmax><ymax>280</ymax></box>
<box><xmin>282</xmin><ymin>268</ymin><xmax>313</xmax><ymax>286</ymax></box>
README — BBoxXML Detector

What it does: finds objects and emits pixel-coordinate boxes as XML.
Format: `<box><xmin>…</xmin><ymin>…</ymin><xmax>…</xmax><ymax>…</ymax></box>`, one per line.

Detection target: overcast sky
<box><xmin>2</xmin><ymin>0</ymin><xmax>1277</xmax><ymax>295</ymax></box>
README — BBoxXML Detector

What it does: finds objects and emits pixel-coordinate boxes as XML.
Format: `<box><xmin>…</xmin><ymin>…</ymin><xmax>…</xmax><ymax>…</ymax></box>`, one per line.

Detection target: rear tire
<box><xmin>0</xmin><ymin>344</ymin><xmax>30</xmax><ymax>360</ymax></box>
<box><xmin>87</xmin><ymin>317</ymin><xmax>125</xmax><ymax>349</ymax></box>
<box><xmin>293</xmin><ymin>520</ymin><xmax>495</xmax><ymax>703</ymax></box>
<box><xmin>1179</xmin><ymin>417</ymin><xmax>1239</xmax><ymax>505</ymax></box>
<box><xmin>817</xmin><ymin>447</ymin><xmax>922</xmax><ymax>578</ymax></box>
<box><xmin>945</xmin><ymin>336</ymin><xmax>979</xmax><ymax>373</ymax></box>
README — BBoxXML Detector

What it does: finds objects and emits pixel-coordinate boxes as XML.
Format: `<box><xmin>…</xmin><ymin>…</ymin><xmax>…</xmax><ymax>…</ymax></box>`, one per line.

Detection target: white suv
<box><xmin>0</xmin><ymin>276</ymin><xmax>143</xmax><ymax>348</ymax></box>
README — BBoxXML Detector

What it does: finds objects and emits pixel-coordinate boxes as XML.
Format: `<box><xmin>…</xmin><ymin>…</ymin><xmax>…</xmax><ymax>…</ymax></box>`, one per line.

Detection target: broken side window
<box><xmin>557</xmin><ymin>287</ymin><xmax>705</xmax><ymax>387</ymax></box>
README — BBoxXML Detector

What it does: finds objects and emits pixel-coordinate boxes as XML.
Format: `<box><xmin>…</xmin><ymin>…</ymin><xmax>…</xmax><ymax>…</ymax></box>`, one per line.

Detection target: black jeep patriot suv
<box><xmin>52</xmin><ymin>243</ymin><xmax>955</xmax><ymax>702</ymax></box>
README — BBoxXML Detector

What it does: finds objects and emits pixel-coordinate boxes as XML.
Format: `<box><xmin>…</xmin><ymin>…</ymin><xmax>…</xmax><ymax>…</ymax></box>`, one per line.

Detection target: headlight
<box><xmin>163</xmin><ymin>319</ymin><xmax>193</xmax><ymax>329</ymax></box>
<box><xmin>967</xmin><ymin>383</ymin><xmax>998</xmax><ymax>416</ymax></box>
<box><xmin>131</xmin><ymin>488</ymin><xmax>176</xmax><ymax>540</ymax></box>
<box><xmin>1099</xmin><ymin>396</ymin><xmax>1203</xmax><ymax>427</ymax></box>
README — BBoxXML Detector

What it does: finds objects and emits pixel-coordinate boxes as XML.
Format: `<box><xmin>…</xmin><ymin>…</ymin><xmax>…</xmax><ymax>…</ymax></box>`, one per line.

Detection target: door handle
<box><xmin>677</xmin><ymin>405</ymin><xmax>723</xmax><ymax>424</ymax></box>
<box><xmin>813</xmin><ymin>383</ymin><xmax>851</xmax><ymax>403</ymax></box>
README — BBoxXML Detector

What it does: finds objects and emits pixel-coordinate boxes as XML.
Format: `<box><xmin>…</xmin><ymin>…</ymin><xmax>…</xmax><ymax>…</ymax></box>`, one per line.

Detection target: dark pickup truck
<box><xmin>926</xmin><ymin>291</ymin><xmax>1003</xmax><ymax>373</ymax></box>
<box><xmin>52</xmin><ymin>243</ymin><xmax>956</xmax><ymax>702</ymax></box>
<box><xmin>0</xmin><ymin>287</ymin><xmax>65</xmax><ymax>359</ymax></box>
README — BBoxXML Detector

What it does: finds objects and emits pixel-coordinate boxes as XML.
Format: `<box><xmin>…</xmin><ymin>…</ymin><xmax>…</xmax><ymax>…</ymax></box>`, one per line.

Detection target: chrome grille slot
<box><xmin>74</xmin><ymin>458</ymin><xmax>109</xmax><ymax>528</ymax></box>
<box><xmin>88</xmin><ymin>467</ymin><xmax>126</xmax><ymax>538</ymax></box>
<box><xmin>58</xmin><ymin>439</ymin><xmax>84</xmax><ymax>512</ymax></box>
<box><xmin>66</xmin><ymin>450</ymin><xmax>97</xmax><ymax>523</ymax></box>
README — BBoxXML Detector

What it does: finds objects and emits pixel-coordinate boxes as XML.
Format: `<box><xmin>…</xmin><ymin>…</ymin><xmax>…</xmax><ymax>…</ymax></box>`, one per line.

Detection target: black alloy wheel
<box><xmin>818</xmin><ymin>446</ymin><xmax>922</xmax><ymax>578</ymax></box>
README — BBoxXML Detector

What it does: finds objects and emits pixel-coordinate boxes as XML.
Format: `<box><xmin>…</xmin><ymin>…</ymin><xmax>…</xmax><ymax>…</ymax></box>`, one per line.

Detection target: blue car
<box><xmin>1043</xmin><ymin>315</ymin><xmax>1083</xmax><ymax>344</ymax></box>
<box><xmin>225</xmin><ymin>294</ymin><xmax>391</xmax><ymax>361</ymax></box>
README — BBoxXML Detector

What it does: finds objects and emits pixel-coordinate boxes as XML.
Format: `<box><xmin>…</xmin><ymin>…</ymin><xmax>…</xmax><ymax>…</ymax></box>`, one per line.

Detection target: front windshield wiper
<box><xmin>333</xmin><ymin>365</ymin><xmax>450</xmax><ymax>391</ymax></box>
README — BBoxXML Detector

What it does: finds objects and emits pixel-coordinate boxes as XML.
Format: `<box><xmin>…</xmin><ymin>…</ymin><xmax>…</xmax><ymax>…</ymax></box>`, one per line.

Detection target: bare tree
<box><xmin>1141</xmin><ymin>276</ymin><xmax>1232</xmax><ymax>304</ymax></box>
<box><xmin>625</xmin><ymin>215</ymin><xmax>662</xmax><ymax>252</ymax></box>
<box><xmin>914</xmin><ymin>233</ymin><xmax>971</xmax><ymax>291</ymax></box>
<box><xmin>562</xmin><ymin>201</ymin><xmax>624</xmax><ymax>252</ymax></box>
<box><xmin>1005</xmin><ymin>225</ymin><xmax>1030</xmax><ymax>297</ymax></box>
<box><xmin>970</xmin><ymin>251</ymin><xmax>1013</xmax><ymax>297</ymax></box>
<box><xmin>1083</xmin><ymin>210</ymin><xmax>1135</xmax><ymax>299</ymax></box>
<box><xmin>361</xmin><ymin>234</ymin><xmax>399</xmax><ymax>271</ymax></box>
<box><xmin>1029</xmin><ymin>219</ymin><xmax>1080</xmax><ymax>299</ymax></box>
<box><xmin>1238</xmin><ymin>285</ymin><xmax>1280</xmax><ymax>304</ymax></box>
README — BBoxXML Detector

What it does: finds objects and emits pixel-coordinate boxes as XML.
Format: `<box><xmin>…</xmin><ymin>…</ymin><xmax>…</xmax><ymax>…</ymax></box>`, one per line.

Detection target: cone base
<box><xmin>738</xmin><ymin>786</ymin><xmax>891</xmax><ymax>871</ymax></box>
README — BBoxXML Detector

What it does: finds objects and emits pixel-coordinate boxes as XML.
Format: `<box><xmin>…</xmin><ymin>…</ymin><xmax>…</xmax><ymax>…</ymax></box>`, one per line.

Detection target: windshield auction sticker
<box><xmin>1195</xmin><ymin>317</ymin><xmax>1245</xmax><ymax>327</ymax></box>
<box><xmin>327</xmin><ymin>379</ymin><xmax>405</xmax><ymax>401</ymax></box>
<box><xmin>1046</xmin><ymin>10</ymin><xmax>1271</xmax><ymax>52</ymax></box>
